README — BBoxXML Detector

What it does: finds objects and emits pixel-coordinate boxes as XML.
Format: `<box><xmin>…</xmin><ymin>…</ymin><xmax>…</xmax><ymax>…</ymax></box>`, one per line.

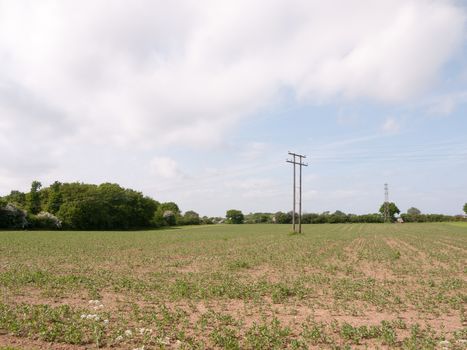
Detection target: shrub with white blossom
<box><xmin>32</xmin><ymin>211</ymin><xmax>62</xmax><ymax>229</ymax></box>
<box><xmin>0</xmin><ymin>202</ymin><xmax>27</xmax><ymax>229</ymax></box>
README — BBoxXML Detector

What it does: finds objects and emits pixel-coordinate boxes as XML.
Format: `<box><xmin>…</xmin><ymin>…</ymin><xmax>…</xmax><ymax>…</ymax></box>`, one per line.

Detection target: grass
<box><xmin>0</xmin><ymin>223</ymin><xmax>466</xmax><ymax>349</ymax></box>
<box><xmin>449</xmin><ymin>222</ymin><xmax>467</xmax><ymax>228</ymax></box>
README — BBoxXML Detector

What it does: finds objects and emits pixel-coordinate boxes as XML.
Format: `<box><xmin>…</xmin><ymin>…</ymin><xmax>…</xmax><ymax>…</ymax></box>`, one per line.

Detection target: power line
<box><xmin>311</xmin><ymin>152</ymin><xmax>467</xmax><ymax>163</ymax></box>
<box><xmin>308</xmin><ymin>139</ymin><xmax>467</xmax><ymax>164</ymax></box>
<box><xmin>145</xmin><ymin>139</ymin><xmax>467</xmax><ymax>195</ymax></box>
<box><xmin>286</xmin><ymin>152</ymin><xmax>308</xmax><ymax>233</ymax></box>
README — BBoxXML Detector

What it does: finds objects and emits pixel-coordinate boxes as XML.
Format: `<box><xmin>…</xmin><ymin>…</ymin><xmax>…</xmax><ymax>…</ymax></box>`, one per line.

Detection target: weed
<box><xmin>0</xmin><ymin>223</ymin><xmax>465</xmax><ymax>348</ymax></box>
<box><xmin>245</xmin><ymin>318</ymin><xmax>290</xmax><ymax>349</ymax></box>
<box><xmin>210</xmin><ymin>326</ymin><xmax>240</xmax><ymax>349</ymax></box>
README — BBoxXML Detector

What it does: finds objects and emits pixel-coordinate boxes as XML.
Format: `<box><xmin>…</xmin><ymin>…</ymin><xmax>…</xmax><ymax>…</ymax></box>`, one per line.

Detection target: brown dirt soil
<box><xmin>0</xmin><ymin>295</ymin><xmax>464</xmax><ymax>349</ymax></box>
<box><xmin>151</xmin><ymin>298</ymin><xmax>464</xmax><ymax>334</ymax></box>
<box><xmin>0</xmin><ymin>334</ymin><xmax>88</xmax><ymax>350</ymax></box>
<box><xmin>2</xmin><ymin>288</ymin><xmax>89</xmax><ymax>309</ymax></box>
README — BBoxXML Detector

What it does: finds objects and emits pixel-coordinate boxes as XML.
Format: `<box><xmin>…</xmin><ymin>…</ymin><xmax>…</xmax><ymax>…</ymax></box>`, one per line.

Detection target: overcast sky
<box><xmin>1</xmin><ymin>0</ymin><xmax>466</xmax><ymax>216</ymax></box>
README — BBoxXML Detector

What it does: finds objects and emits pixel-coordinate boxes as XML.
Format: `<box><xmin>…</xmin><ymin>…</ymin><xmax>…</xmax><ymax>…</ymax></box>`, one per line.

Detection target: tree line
<box><xmin>1</xmin><ymin>181</ymin><xmax>465</xmax><ymax>229</ymax></box>
<box><xmin>228</xmin><ymin>202</ymin><xmax>466</xmax><ymax>224</ymax></box>
<box><xmin>0</xmin><ymin>181</ymin><xmax>212</xmax><ymax>230</ymax></box>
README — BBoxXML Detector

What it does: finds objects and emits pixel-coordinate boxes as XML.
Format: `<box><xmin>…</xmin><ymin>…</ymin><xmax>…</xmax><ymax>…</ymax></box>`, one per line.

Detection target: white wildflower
<box><xmin>103</xmin><ymin>319</ymin><xmax>109</xmax><ymax>325</ymax></box>
<box><xmin>115</xmin><ymin>335</ymin><xmax>124</xmax><ymax>342</ymax></box>
<box><xmin>439</xmin><ymin>340</ymin><xmax>450</xmax><ymax>347</ymax></box>
<box><xmin>124</xmin><ymin>329</ymin><xmax>133</xmax><ymax>337</ymax></box>
<box><xmin>89</xmin><ymin>299</ymin><xmax>104</xmax><ymax>309</ymax></box>
<box><xmin>158</xmin><ymin>337</ymin><xmax>171</xmax><ymax>345</ymax></box>
<box><xmin>139</xmin><ymin>328</ymin><xmax>153</xmax><ymax>335</ymax></box>
<box><xmin>82</xmin><ymin>314</ymin><xmax>100</xmax><ymax>321</ymax></box>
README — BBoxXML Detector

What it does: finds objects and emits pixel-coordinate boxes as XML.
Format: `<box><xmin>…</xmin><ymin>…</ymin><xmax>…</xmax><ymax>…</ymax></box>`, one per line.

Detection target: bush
<box><xmin>245</xmin><ymin>212</ymin><xmax>273</xmax><ymax>223</ymax></box>
<box><xmin>200</xmin><ymin>216</ymin><xmax>214</xmax><ymax>225</ymax></box>
<box><xmin>0</xmin><ymin>202</ymin><xmax>27</xmax><ymax>229</ymax></box>
<box><xmin>226</xmin><ymin>209</ymin><xmax>244</xmax><ymax>224</ymax></box>
<box><xmin>152</xmin><ymin>210</ymin><xmax>166</xmax><ymax>227</ymax></box>
<box><xmin>274</xmin><ymin>212</ymin><xmax>292</xmax><ymax>224</ymax></box>
<box><xmin>400</xmin><ymin>213</ymin><xmax>459</xmax><ymax>223</ymax></box>
<box><xmin>55</xmin><ymin>183</ymin><xmax>158</xmax><ymax>230</ymax></box>
<box><xmin>29</xmin><ymin>212</ymin><xmax>62</xmax><ymax>229</ymax></box>
<box><xmin>181</xmin><ymin>210</ymin><xmax>200</xmax><ymax>225</ymax></box>
<box><xmin>163</xmin><ymin>210</ymin><xmax>177</xmax><ymax>226</ymax></box>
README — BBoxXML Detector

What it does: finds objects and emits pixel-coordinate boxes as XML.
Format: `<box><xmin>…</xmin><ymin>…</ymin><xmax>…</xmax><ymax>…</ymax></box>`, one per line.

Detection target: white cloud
<box><xmin>230</xmin><ymin>177</ymin><xmax>280</xmax><ymax>199</ymax></box>
<box><xmin>0</xmin><ymin>0</ymin><xmax>466</xmax><ymax>211</ymax></box>
<box><xmin>382</xmin><ymin>117</ymin><xmax>401</xmax><ymax>133</ymax></box>
<box><xmin>0</xmin><ymin>0</ymin><xmax>464</xmax><ymax>152</ymax></box>
<box><xmin>149</xmin><ymin>156</ymin><xmax>182</xmax><ymax>179</ymax></box>
<box><xmin>239</xmin><ymin>142</ymin><xmax>269</xmax><ymax>160</ymax></box>
<box><xmin>425</xmin><ymin>91</ymin><xmax>467</xmax><ymax>115</ymax></box>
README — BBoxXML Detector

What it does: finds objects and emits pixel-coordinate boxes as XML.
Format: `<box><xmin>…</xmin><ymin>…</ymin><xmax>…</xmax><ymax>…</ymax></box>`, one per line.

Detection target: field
<box><xmin>0</xmin><ymin>223</ymin><xmax>466</xmax><ymax>349</ymax></box>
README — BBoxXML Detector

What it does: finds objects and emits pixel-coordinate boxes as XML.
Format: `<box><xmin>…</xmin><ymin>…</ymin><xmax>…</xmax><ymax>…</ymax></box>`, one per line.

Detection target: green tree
<box><xmin>5</xmin><ymin>190</ymin><xmax>26</xmax><ymax>208</ymax></box>
<box><xmin>328</xmin><ymin>210</ymin><xmax>348</xmax><ymax>223</ymax></box>
<box><xmin>162</xmin><ymin>210</ymin><xmax>176</xmax><ymax>226</ymax></box>
<box><xmin>407</xmin><ymin>207</ymin><xmax>421</xmax><ymax>215</ymax></box>
<box><xmin>151</xmin><ymin>210</ymin><xmax>165</xmax><ymax>227</ymax></box>
<box><xmin>464</xmin><ymin>203</ymin><xmax>467</xmax><ymax>215</ymax></box>
<box><xmin>379</xmin><ymin>202</ymin><xmax>400</xmax><ymax>222</ymax></box>
<box><xmin>274</xmin><ymin>211</ymin><xmax>297</xmax><ymax>224</ymax></box>
<box><xmin>301</xmin><ymin>213</ymin><xmax>320</xmax><ymax>224</ymax></box>
<box><xmin>47</xmin><ymin>181</ymin><xmax>63</xmax><ymax>214</ymax></box>
<box><xmin>0</xmin><ymin>201</ymin><xmax>27</xmax><ymax>229</ymax></box>
<box><xmin>245</xmin><ymin>212</ymin><xmax>273</xmax><ymax>223</ymax></box>
<box><xmin>26</xmin><ymin>181</ymin><xmax>42</xmax><ymax>214</ymax></box>
<box><xmin>182</xmin><ymin>210</ymin><xmax>200</xmax><ymax>225</ymax></box>
<box><xmin>56</xmin><ymin>182</ymin><xmax>158</xmax><ymax>229</ymax></box>
<box><xmin>157</xmin><ymin>202</ymin><xmax>181</xmax><ymax>226</ymax></box>
<box><xmin>226</xmin><ymin>209</ymin><xmax>244</xmax><ymax>224</ymax></box>
<box><xmin>160</xmin><ymin>202</ymin><xmax>180</xmax><ymax>215</ymax></box>
<box><xmin>200</xmin><ymin>216</ymin><xmax>214</xmax><ymax>225</ymax></box>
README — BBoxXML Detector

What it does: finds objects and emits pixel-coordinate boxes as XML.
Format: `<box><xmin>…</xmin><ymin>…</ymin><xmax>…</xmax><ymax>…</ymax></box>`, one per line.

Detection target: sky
<box><xmin>0</xmin><ymin>0</ymin><xmax>466</xmax><ymax>216</ymax></box>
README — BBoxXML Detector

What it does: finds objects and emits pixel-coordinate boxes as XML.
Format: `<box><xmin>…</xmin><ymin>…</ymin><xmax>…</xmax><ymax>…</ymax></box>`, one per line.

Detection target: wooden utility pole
<box><xmin>292</xmin><ymin>153</ymin><xmax>296</xmax><ymax>232</ymax></box>
<box><xmin>286</xmin><ymin>152</ymin><xmax>308</xmax><ymax>233</ymax></box>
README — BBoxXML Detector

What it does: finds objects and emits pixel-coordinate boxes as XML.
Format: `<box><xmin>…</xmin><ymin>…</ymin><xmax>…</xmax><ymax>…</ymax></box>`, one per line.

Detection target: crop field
<box><xmin>0</xmin><ymin>223</ymin><xmax>466</xmax><ymax>349</ymax></box>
